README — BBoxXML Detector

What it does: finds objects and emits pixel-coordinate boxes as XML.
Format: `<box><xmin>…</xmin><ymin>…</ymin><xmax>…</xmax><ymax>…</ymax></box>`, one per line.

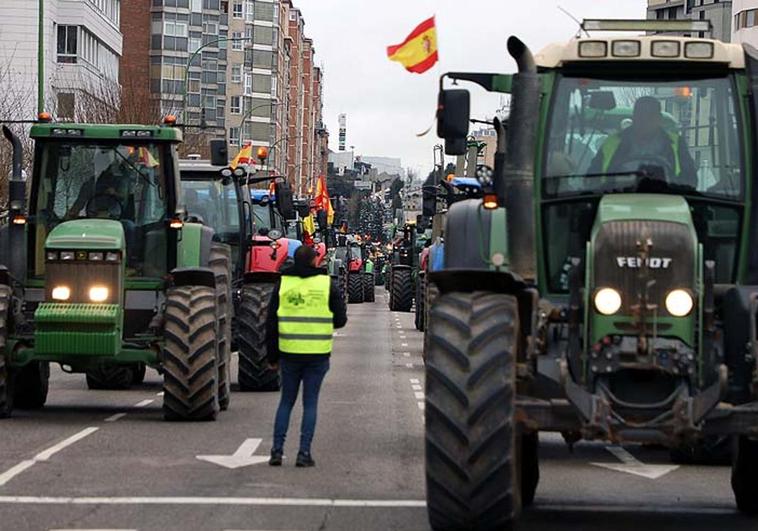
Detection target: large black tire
<box><xmin>0</xmin><ymin>285</ymin><xmax>13</xmax><ymax>418</ymax></box>
<box><xmin>132</xmin><ymin>363</ymin><xmax>147</xmax><ymax>385</ymax></box>
<box><xmin>389</xmin><ymin>268</ymin><xmax>413</xmax><ymax>312</ymax></box>
<box><xmin>86</xmin><ymin>365</ymin><xmax>134</xmax><ymax>390</ymax></box>
<box><xmin>425</xmin><ymin>292</ymin><xmax>521</xmax><ymax>531</ymax></box>
<box><xmin>162</xmin><ymin>285</ymin><xmax>220</xmax><ymax>421</ymax></box>
<box><xmin>732</xmin><ymin>436</ymin><xmax>758</xmax><ymax>515</ymax></box>
<box><xmin>363</xmin><ymin>272</ymin><xmax>375</xmax><ymax>302</ymax></box>
<box><xmin>670</xmin><ymin>436</ymin><xmax>732</xmax><ymax>465</ymax></box>
<box><xmin>14</xmin><ymin>362</ymin><xmax>49</xmax><ymax>409</ymax></box>
<box><xmin>210</xmin><ymin>244</ymin><xmax>232</xmax><ymax>410</ymax></box>
<box><xmin>348</xmin><ymin>273</ymin><xmax>364</xmax><ymax>304</ymax></box>
<box><xmin>423</xmin><ymin>281</ymin><xmax>440</xmax><ymax>361</ymax></box>
<box><xmin>520</xmin><ymin>430</ymin><xmax>540</xmax><ymax>508</ymax></box>
<box><xmin>415</xmin><ymin>273</ymin><xmax>426</xmax><ymax>331</ymax></box>
<box><xmin>238</xmin><ymin>283</ymin><xmax>280</xmax><ymax>392</ymax></box>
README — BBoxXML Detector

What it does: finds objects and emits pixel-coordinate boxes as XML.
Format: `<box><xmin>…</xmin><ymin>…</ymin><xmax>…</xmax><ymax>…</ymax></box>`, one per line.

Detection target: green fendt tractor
<box><xmin>426</xmin><ymin>19</ymin><xmax>758</xmax><ymax>530</ymax></box>
<box><xmin>0</xmin><ymin>120</ymin><xmax>231</xmax><ymax>421</ymax></box>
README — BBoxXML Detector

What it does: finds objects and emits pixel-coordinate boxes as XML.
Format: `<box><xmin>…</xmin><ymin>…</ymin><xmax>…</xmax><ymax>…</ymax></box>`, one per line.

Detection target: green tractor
<box><xmin>426</xmin><ymin>20</ymin><xmax>758</xmax><ymax>529</ymax></box>
<box><xmin>387</xmin><ymin>222</ymin><xmax>417</xmax><ymax>312</ymax></box>
<box><xmin>0</xmin><ymin>120</ymin><xmax>231</xmax><ymax>420</ymax></box>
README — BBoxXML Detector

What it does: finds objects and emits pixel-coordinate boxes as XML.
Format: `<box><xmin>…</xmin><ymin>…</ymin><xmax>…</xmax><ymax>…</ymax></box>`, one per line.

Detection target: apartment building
<box><xmin>0</xmin><ymin>0</ymin><xmax>123</xmax><ymax>121</ymax></box>
<box><xmin>647</xmin><ymin>0</ymin><xmax>733</xmax><ymax>41</ymax></box>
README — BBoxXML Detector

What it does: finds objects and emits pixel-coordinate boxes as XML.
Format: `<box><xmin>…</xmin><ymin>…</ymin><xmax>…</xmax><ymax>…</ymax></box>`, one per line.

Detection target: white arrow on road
<box><xmin>590</xmin><ymin>445</ymin><xmax>679</xmax><ymax>479</ymax></box>
<box><xmin>196</xmin><ymin>438</ymin><xmax>269</xmax><ymax>469</ymax></box>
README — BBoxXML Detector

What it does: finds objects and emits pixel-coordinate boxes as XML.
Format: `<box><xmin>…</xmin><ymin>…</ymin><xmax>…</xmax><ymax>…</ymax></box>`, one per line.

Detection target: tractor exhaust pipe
<box><xmin>2</xmin><ymin>125</ymin><xmax>27</xmax><ymax>284</ymax></box>
<box><xmin>502</xmin><ymin>36</ymin><xmax>539</xmax><ymax>282</ymax></box>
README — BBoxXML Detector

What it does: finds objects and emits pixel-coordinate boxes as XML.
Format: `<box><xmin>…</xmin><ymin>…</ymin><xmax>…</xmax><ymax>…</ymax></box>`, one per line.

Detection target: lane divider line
<box><xmin>417</xmin><ymin>402</ymin><xmax>425</xmax><ymax>411</ymax></box>
<box><xmin>411</xmin><ymin>385</ymin><xmax>422</xmax><ymax>391</ymax></box>
<box><xmin>0</xmin><ymin>496</ymin><xmax>428</xmax><ymax>507</ymax></box>
<box><xmin>104</xmin><ymin>413</ymin><xmax>127</xmax><ymax>423</ymax></box>
<box><xmin>0</xmin><ymin>427</ymin><xmax>99</xmax><ymax>487</ymax></box>
<box><xmin>406</xmin><ymin>363</ymin><xmax>414</xmax><ymax>368</ymax></box>
<box><xmin>409</xmin><ymin>378</ymin><xmax>420</xmax><ymax>384</ymax></box>
<box><xmin>134</xmin><ymin>399</ymin><xmax>154</xmax><ymax>408</ymax></box>
<box><xmin>414</xmin><ymin>391</ymin><xmax>424</xmax><ymax>400</ymax></box>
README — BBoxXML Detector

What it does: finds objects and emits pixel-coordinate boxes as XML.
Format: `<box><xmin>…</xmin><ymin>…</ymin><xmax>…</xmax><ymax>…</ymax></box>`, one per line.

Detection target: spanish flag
<box><xmin>387</xmin><ymin>16</ymin><xmax>438</xmax><ymax>74</ymax></box>
<box><xmin>231</xmin><ymin>142</ymin><xmax>253</xmax><ymax>170</ymax></box>
<box><xmin>314</xmin><ymin>175</ymin><xmax>335</xmax><ymax>225</ymax></box>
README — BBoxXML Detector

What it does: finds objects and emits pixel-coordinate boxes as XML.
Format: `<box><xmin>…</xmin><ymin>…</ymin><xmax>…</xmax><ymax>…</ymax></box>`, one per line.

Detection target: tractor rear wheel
<box><xmin>732</xmin><ymin>435</ymin><xmax>758</xmax><ymax>515</ymax></box>
<box><xmin>86</xmin><ymin>365</ymin><xmax>134</xmax><ymax>390</ymax></box>
<box><xmin>520</xmin><ymin>430</ymin><xmax>540</xmax><ymax>508</ymax></box>
<box><xmin>415</xmin><ymin>273</ymin><xmax>425</xmax><ymax>331</ymax></box>
<box><xmin>390</xmin><ymin>269</ymin><xmax>413</xmax><ymax>312</ymax></box>
<box><xmin>425</xmin><ymin>292</ymin><xmax>521</xmax><ymax>531</ymax></box>
<box><xmin>132</xmin><ymin>363</ymin><xmax>147</xmax><ymax>385</ymax></box>
<box><xmin>14</xmin><ymin>362</ymin><xmax>49</xmax><ymax>410</ymax></box>
<box><xmin>0</xmin><ymin>285</ymin><xmax>13</xmax><ymax>418</ymax></box>
<box><xmin>348</xmin><ymin>273</ymin><xmax>364</xmax><ymax>304</ymax></box>
<box><xmin>238</xmin><ymin>283</ymin><xmax>280</xmax><ymax>392</ymax></box>
<box><xmin>670</xmin><ymin>436</ymin><xmax>732</xmax><ymax>465</ymax></box>
<box><xmin>363</xmin><ymin>272</ymin><xmax>375</xmax><ymax>302</ymax></box>
<box><xmin>162</xmin><ymin>285</ymin><xmax>220</xmax><ymax>421</ymax></box>
<box><xmin>210</xmin><ymin>244</ymin><xmax>232</xmax><ymax>410</ymax></box>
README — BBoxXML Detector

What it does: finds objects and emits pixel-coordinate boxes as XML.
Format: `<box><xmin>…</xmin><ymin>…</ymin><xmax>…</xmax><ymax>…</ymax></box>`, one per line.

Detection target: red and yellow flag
<box><xmin>314</xmin><ymin>175</ymin><xmax>335</xmax><ymax>225</ymax></box>
<box><xmin>387</xmin><ymin>16</ymin><xmax>438</xmax><ymax>74</ymax></box>
<box><xmin>231</xmin><ymin>142</ymin><xmax>253</xmax><ymax>170</ymax></box>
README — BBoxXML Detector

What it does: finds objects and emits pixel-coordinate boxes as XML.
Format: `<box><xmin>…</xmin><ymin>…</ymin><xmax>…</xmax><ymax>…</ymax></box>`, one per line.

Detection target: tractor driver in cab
<box><xmin>588</xmin><ymin>96</ymin><xmax>697</xmax><ymax>189</ymax></box>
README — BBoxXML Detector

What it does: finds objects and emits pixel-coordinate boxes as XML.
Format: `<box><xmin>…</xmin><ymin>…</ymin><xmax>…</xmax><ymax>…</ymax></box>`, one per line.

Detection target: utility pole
<box><xmin>38</xmin><ymin>0</ymin><xmax>44</xmax><ymax>114</ymax></box>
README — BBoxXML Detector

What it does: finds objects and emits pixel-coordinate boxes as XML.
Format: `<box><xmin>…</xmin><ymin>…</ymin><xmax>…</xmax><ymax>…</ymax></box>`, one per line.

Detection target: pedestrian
<box><xmin>267</xmin><ymin>244</ymin><xmax>348</xmax><ymax>467</ymax></box>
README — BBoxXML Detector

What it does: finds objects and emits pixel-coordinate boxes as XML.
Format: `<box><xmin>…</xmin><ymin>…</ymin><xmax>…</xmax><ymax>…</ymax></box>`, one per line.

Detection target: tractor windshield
<box><xmin>543</xmin><ymin>75</ymin><xmax>742</xmax><ymax>199</ymax></box>
<box><xmin>182</xmin><ymin>179</ymin><xmax>241</xmax><ymax>244</ymax></box>
<box><xmin>32</xmin><ymin>141</ymin><xmax>167</xmax><ymax>276</ymax></box>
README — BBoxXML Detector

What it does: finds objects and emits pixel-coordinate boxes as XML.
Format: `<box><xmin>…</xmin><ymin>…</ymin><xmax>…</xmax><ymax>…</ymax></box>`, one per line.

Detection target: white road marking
<box><xmin>0</xmin><ymin>496</ymin><xmax>427</xmax><ymax>508</ymax></box>
<box><xmin>134</xmin><ymin>399</ymin><xmax>154</xmax><ymax>408</ymax></box>
<box><xmin>406</xmin><ymin>363</ymin><xmax>414</xmax><ymax>368</ymax></box>
<box><xmin>411</xmin><ymin>384</ymin><xmax>422</xmax><ymax>391</ymax></box>
<box><xmin>197</xmin><ymin>438</ymin><xmax>269</xmax><ymax>469</ymax></box>
<box><xmin>104</xmin><ymin>413</ymin><xmax>127</xmax><ymax>423</ymax></box>
<box><xmin>403</xmin><ymin>352</ymin><xmax>410</xmax><ymax>358</ymax></box>
<box><xmin>156</xmin><ymin>392</ymin><xmax>164</xmax><ymax>397</ymax></box>
<box><xmin>414</xmin><ymin>391</ymin><xmax>424</xmax><ymax>400</ymax></box>
<box><xmin>409</xmin><ymin>378</ymin><xmax>420</xmax><ymax>384</ymax></box>
<box><xmin>591</xmin><ymin>446</ymin><xmax>680</xmax><ymax>479</ymax></box>
<box><xmin>0</xmin><ymin>427</ymin><xmax>99</xmax><ymax>487</ymax></box>
<box><xmin>333</xmin><ymin>332</ymin><xmax>346</xmax><ymax>337</ymax></box>
<box><xmin>401</xmin><ymin>343</ymin><xmax>408</xmax><ymax>347</ymax></box>
<box><xmin>417</xmin><ymin>402</ymin><xmax>425</xmax><ymax>411</ymax></box>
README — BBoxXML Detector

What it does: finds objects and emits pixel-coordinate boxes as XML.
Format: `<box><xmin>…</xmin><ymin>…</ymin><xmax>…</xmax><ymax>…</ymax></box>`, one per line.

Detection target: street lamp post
<box><xmin>181</xmin><ymin>36</ymin><xmax>251</xmax><ymax>124</ymax></box>
<box><xmin>38</xmin><ymin>0</ymin><xmax>44</xmax><ymax>114</ymax></box>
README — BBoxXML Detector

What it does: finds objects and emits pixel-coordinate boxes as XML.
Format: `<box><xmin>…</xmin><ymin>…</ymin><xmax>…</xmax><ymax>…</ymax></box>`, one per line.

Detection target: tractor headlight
<box><xmin>88</xmin><ymin>252</ymin><xmax>104</xmax><ymax>262</ymax></box>
<box><xmin>89</xmin><ymin>286</ymin><xmax>109</xmax><ymax>303</ymax></box>
<box><xmin>665</xmin><ymin>289</ymin><xmax>693</xmax><ymax>317</ymax></box>
<box><xmin>46</xmin><ymin>251</ymin><xmax>58</xmax><ymax>261</ymax></box>
<box><xmin>60</xmin><ymin>251</ymin><xmax>75</xmax><ymax>261</ymax></box>
<box><xmin>105</xmin><ymin>252</ymin><xmax>121</xmax><ymax>262</ymax></box>
<box><xmin>51</xmin><ymin>286</ymin><xmax>71</xmax><ymax>301</ymax></box>
<box><xmin>594</xmin><ymin>288</ymin><xmax>622</xmax><ymax>316</ymax></box>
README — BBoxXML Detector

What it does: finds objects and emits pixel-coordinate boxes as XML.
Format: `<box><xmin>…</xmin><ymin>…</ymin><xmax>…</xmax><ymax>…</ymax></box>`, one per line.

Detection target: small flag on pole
<box><xmin>231</xmin><ymin>142</ymin><xmax>253</xmax><ymax>170</ymax></box>
<box><xmin>387</xmin><ymin>16</ymin><xmax>438</xmax><ymax>74</ymax></box>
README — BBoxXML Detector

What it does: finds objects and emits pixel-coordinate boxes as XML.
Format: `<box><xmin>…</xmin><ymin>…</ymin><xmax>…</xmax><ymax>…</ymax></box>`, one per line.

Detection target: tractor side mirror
<box><xmin>588</xmin><ymin>91</ymin><xmax>616</xmax><ymax>111</ymax></box>
<box><xmin>274</xmin><ymin>180</ymin><xmax>296</xmax><ymax>220</ymax></box>
<box><xmin>210</xmin><ymin>139</ymin><xmax>228</xmax><ymax>166</ymax></box>
<box><xmin>437</xmin><ymin>89</ymin><xmax>470</xmax><ymax>155</ymax></box>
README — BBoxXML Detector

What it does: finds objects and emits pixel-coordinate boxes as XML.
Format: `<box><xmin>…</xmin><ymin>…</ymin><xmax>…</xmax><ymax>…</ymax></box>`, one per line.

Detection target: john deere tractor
<box><xmin>179</xmin><ymin>154</ymin><xmax>296</xmax><ymax>393</ymax></box>
<box><xmin>426</xmin><ymin>19</ymin><xmax>758</xmax><ymax>530</ymax></box>
<box><xmin>0</xmin><ymin>120</ymin><xmax>231</xmax><ymax>420</ymax></box>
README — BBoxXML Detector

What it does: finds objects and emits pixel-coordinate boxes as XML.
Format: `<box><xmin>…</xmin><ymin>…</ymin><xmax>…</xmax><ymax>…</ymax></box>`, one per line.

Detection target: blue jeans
<box><xmin>273</xmin><ymin>357</ymin><xmax>330</xmax><ymax>454</ymax></box>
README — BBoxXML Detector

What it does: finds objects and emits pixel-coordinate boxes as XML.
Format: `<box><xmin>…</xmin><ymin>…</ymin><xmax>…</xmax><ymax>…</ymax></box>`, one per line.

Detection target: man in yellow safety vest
<box><xmin>267</xmin><ymin>245</ymin><xmax>347</xmax><ymax>467</ymax></box>
<box><xmin>588</xmin><ymin>96</ymin><xmax>697</xmax><ymax>188</ymax></box>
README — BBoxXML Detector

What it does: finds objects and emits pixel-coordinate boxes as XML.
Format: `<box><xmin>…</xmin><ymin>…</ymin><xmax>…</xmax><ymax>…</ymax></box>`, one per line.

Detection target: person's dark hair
<box><xmin>294</xmin><ymin>244</ymin><xmax>318</xmax><ymax>267</ymax></box>
<box><xmin>633</xmin><ymin>96</ymin><xmax>661</xmax><ymax>116</ymax></box>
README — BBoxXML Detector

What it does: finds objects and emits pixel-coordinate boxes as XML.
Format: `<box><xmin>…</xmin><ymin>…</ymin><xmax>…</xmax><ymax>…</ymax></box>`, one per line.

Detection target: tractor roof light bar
<box><xmin>581</xmin><ymin>19</ymin><xmax>712</xmax><ymax>34</ymax></box>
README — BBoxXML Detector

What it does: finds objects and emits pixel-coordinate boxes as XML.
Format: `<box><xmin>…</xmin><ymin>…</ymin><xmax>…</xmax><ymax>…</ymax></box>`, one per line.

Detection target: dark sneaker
<box><xmin>269</xmin><ymin>450</ymin><xmax>283</xmax><ymax>466</ymax></box>
<box><xmin>295</xmin><ymin>452</ymin><xmax>315</xmax><ymax>468</ymax></box>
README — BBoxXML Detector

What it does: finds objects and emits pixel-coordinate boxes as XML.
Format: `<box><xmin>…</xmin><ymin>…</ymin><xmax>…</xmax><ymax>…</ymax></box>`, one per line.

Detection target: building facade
<box><xmin>733</xmin><ymin>0</ymin><xmax>758</xmax><ymax>45</ymax></box>
<box><xmin>647</xmin><ymin>0</ymin><xmax>733</xmax><ymax>41</ymax></box>
<box><xmin>0</xmin><ymin>0</ymin><xmax>122</xmax><ymax>122</ymax></box>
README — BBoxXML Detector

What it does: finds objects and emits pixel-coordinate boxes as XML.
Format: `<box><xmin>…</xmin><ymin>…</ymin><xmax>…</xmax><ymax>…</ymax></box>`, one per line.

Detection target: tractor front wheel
<box><xmin>210</xmin><ymin>244</ymin><xmax>232</xmax><ymax>410</ymax></box>
<box><xmin>162</xmin><ymin>285</ymin><xmax>220</xmax><ymax>421</ymax></box>
<box><xmin>348</xmin><ymin>273</ymin><xmax>364</xmax><ymax>304</ymax></box>
<box><xmin>363</xmin><ymin>272</ymin><xmax>375</xmax><ymax>302</ymax></box>
<box><xmin>389</xmin><ymin>268</ymin><xmax>413</xmax><ymax>312</ymax></box>
<box><xmin>86</xmin><ymin>365</ymin><xmax>134</xmax><ymax>390</ymax></box>
<box><xmin>415</xmin><ymin>273</ymin><xmax>425</xmax><ymax>331</ymax></box>
<box><xmin>425</xmin><ymin>291</ymin><xmax>522</xmax><ymax>531</ymax></box>
<box><xmin>238</xmin><ymin>283</ymin><xmax>280</xmax><ymax>392</ymax></box>
<box><xmin>14</xmin><ymin>362</ymin><xmax>49</xmax><ymax>410</ymax></box>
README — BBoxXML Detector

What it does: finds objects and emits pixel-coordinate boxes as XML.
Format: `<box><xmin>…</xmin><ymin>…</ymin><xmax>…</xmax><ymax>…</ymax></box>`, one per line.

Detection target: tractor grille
<box><xmin>45</xmin><ymin>262</ymin><xmax>121</xmax><ymax>304</ymax></box>
<box><xmin>593</xmin><ymin>220</ymin><xmax>694</xmax><ymax>316</ymax></box>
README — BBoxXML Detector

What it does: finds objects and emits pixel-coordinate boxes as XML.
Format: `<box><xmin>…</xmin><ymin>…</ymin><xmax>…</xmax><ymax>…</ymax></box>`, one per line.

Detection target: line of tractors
<box><xmin>0</xmin><ymin>115</ymin><xmax>362</xmax><ymax>422</ymax></box>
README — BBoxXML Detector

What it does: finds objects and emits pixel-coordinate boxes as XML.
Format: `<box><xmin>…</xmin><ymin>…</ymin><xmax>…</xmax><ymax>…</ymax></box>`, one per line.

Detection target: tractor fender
<box><xmin>391</xmin><ymin>264</ymin><xmax>412</xmax><ymax>271</ymax></box>
<box><xmin>170</xmin><ymin>267</ymin><xmax>216</xmax><ymax>289</ymax></box>
<box><xmin>177</xmin><ymin>222</ymin><xmax>215</xmax><ymax>268</ymax></box>
<box><xmin>441</xmin><ymin>199</ymin><xmax>509</xmax><ymax>272</ymax></box>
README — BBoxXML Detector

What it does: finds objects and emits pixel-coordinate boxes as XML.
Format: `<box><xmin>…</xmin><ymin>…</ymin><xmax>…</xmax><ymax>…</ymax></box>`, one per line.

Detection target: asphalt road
<box><xmin>0</xmin><ymin>288</ymin><xmax>754</xmax><ymax>531</ymax></box>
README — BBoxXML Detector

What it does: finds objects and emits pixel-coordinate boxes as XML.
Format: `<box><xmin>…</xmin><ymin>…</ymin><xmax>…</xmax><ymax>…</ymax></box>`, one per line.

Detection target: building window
<box><xmin>252</xmin><ymin>73</ymin><xmax>271</xmax><ymax>94</ymax></box>
<box><xmin>244</xmin><ymin>73</ymin><xmax>252</xmax><ymax>95</ymax></box>
<box><xmin>57</xmin><ymin>92</ymin><xmax>75</xmax><ymax>120</ymax></box>
<box><xmin>229</xmin><ymin>127</ymin><xmax>240</xmax><ymax>145</ymax></box>
<box><xmin>245</xmin><ymin>0</ymin><xmax>254</xmax><ymax>22</ymax></box>
<box><xmin>253</xmin><ymin>26</ymin><xmax>273</xmax><ymax>45</ymax></box>
<box><xmin>254</xmin><ymin>1</ymin><xmax>274</xmax><ymax>22</ymax></box>
<box><xmin>191</xmin><ymin>0</ymin><xmax>202</xmax><ymax>12</ymax></box>
<box><xmin>164</xmin><ymin>20</ymin><xmax>188</xmax><ymax>38</ymax></box>
<box><xmin>231</xmin><ymin>65</ymin><xmax>242</xmax><ymax>83</ymax></box>
<box><xmin>232</xmin><ymin>31</ymin><xmax>244</xmax><ymax>51</ymax></box>
<box><xmin>232</xmin><ymin>1</ymin><xmax>243</xmax><ymax>18</ymax></box>
<box><xmin>57</xmin><ymin>25</ymin><xmax>78</xmax><ymax>63</ymax></box>
<box><xmin>230</xmin><ymin>96</ymin><xmax>241</xmax><ymax>114</ymax></box>
<box><xmin>189</xmin><ymin>36</ymin><xmax>202</xmax><ymax>53</ymax></box>
<box><xmin>289</xmin><ymin>11</ymin><xmax>297</xmax><ymax>21</ymax></box>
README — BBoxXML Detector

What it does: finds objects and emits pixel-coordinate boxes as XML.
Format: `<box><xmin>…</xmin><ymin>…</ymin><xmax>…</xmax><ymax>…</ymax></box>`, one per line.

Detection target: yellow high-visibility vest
<box><xmin>277</xmin><ymin>275</ymin><xmax>334</xmax><ymax>354</ymax></box>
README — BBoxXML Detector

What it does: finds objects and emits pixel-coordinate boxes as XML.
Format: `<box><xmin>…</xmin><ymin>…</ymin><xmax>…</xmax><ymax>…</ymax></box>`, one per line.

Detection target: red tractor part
<box><xmin>420</xmin><ymin>247</ymin><xmax>430</xmax><ymax>271</ymax></box>
<box><xmin>348</xmin><ymin>257</ymin><xmax>363</xmax><ymax>272</ymax></box>
<box><xmin>314</xmin><ymin>242</ymin><xmax>327</xmax><ymax>266</ymax></box>
<box><xmin>247</xmin><ymin>235</ymin><xmax>290</xmax><ymax>273</ymax></box>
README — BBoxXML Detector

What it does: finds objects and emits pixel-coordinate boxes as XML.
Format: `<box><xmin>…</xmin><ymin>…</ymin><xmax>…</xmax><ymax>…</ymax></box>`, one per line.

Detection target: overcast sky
<box><xmin>296</xmin><ymin>0</ymin><xmax>648</xmax><ymax>175</ymax></box>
